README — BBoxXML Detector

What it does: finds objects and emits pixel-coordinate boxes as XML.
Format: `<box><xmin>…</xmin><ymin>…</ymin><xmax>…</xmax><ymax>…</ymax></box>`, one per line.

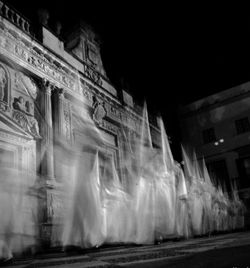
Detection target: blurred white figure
<box><xmin>101</xmin><ymin>157</ymin><xmax>135</xmax><ymax>243</ymax></box>
<box><xmin>201</xmin><ymin>158</ymin><xmax>214</xmax><ymax>235</ymax></box>
<box><xmin>157</xmin><ymin>118</ymin><xmax>176</xmax><ymax>238</ymax></box>
<box><xmin>188</xmin><ymin>175</ymin><xmax>204</xmax><ymax>236</ymax></box>
<box><xmin>62</xmin><ymin>151</ymin><xmax>105</xmax><ymax>248</ymax></box>
<box><xmin>181</xmin><ymin>147</ymin><xmax>203</xmax><ymax>236</ymax></box>
<box><xmin>0</xmin><ymin>171</ymin><xmax>14</xmax><ymax>261</ymax></box>
<box><xmin>174</xmin><ymin>163</ymin><xmax>190</xmax><ymax>238</ymax></box>
<box><xmin>0</xmin><ymin>168</ymin><xmax>38</xmax><ymax>260</ymax></box>
<box><xmin>134</xmin><ymin>156</ymin><xmax>156</xmax><ymax>244</ymax></box>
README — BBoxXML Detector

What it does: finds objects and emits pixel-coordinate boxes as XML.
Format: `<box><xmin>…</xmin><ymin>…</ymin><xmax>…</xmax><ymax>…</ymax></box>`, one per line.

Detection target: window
<box><xmin>235</xmin><ymin>117</ymin><xmax>250</xmax><ymax>135</ymax></box>
<box><xmin>202</xmin><ymin>128</ymin><xmax>216</xmax><ymax>144</ymax></box>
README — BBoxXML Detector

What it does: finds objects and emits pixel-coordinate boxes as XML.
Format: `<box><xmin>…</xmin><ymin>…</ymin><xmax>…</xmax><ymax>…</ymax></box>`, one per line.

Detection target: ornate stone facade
<box><xmin>0</xmin><ymin>0</ymin><xmax>160</xmax><ymax>245</ymax></box>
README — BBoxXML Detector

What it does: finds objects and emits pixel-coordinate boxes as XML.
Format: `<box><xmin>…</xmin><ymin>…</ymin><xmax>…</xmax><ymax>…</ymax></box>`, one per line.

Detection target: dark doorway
<box><xmin>237</xmin><ymin>157</ymin><xmax>250</xmax><ymax>189</ymax></box>
<box><xmin>207</xmin><ymin>159</ymin><xmax>230</xmax><ymax>191</ymax></box>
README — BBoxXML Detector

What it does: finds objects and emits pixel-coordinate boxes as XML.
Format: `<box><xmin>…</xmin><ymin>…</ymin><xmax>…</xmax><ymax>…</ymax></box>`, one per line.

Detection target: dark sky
<box><xmin>4</xmin><ymin>0</ymin><xmax>250</xmax><ymax>158</ymax></box>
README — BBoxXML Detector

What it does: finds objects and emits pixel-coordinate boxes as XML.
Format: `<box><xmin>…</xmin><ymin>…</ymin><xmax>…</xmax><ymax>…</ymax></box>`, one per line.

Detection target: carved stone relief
<box><xmin>63</xmin><ymin>101</ymin><xmax>72</xmax><ymax>142</ymax></box>
<box><xmin>93</xmin><ymin>98</ymin><xmax>106</xmax><ymax>125</ymax></box>
<box><xmin>0</xmin><ymin>63</ymin><xmax>10</xmax><ymax>111</ymax></box>
<box><xmin>18</xmin><ymin>72</ymin><xmax>38</xmax><ymax>99</ymax></box>
<box><xmin>80</xmin><ymin>80</ymin><xmax>93</xmax><ymax>105</ymax></box>
<box><xmin>12</xmin><ymin>95</ymin><xmax>41</xmax><ymax>138</ymax></box>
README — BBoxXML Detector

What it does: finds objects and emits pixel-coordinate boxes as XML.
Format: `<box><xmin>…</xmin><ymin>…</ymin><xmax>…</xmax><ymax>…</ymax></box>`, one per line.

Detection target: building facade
<box><xmin>0</xmin><ymin>1</ymin><xmax>160</xmax><ymax>245</ymax></box>
<box><xmin>179</xmin><ymin>82</ymin><xmax>250</xmax><ymax>222</ymax></box>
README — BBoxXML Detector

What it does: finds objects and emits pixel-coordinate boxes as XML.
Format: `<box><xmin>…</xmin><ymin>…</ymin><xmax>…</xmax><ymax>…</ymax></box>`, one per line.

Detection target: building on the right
<box><xmin>179</xmin><ymin>82</ymin><xmax>250</xmax><ymax>223</ymax></box>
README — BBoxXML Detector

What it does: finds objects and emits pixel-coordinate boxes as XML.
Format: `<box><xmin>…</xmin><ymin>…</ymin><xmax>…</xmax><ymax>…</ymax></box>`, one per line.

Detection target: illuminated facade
<box><xmin>0</xmin><ymin>1</ymin><xmax>160</xmax><ymax>244</ymax></box>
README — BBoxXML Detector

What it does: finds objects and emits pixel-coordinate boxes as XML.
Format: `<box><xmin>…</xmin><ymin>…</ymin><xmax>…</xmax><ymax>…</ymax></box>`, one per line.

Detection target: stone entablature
<box><xmin>0</xmin><ymin>17</ymin><xmax>116</xmax><ymax>96</ymax></box>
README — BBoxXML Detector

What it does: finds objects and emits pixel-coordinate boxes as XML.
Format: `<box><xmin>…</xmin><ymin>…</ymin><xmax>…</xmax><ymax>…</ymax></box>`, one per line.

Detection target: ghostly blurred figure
<box><xmin>134</xmin><ymin>149</ymin><xmax>157</xmax><ymax>244</ymax></box>
<box><xmin>0</xmin><ymin>167</ymin><xmax>38</xmax><ymax>260</ymax></box>
<box><xmin>61</xmin><ymin>150</ymin><xmax>106</xmax><ymax>248</ymax></box>
<box><xmin>0</xmin><ymin>169</ymin><xmax>14</xmax><ymax>260</ymax></box>
<box><xmin>174</xmin><ymin>163</ymin><xmax>190</xmax><ymax>238</ymax></box>
<box><xmin>101</xmin><ymin>156</ymin><xmax>135</xmax><ymax>243</ymax></box>
<box><xmin>188</xmin><ymin>175</ymin><xmax>204</xmax><ymax>236</ymax></box>
<box><xmin>59</xmin><ymin>103</ymin><xmax>108</xmax><ymax>248</ymax></box>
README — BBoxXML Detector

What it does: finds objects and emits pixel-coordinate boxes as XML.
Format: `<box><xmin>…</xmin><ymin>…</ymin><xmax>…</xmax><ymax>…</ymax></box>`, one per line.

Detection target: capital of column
<box><xmin>57</xmin><ymin>88</ymin><xmax>65</xmax><ymax>100</ymax></box>
<box><xmin>42</xmin><ymin>79</ymin><xmax>55</xmax><ymax>95</ymax></box>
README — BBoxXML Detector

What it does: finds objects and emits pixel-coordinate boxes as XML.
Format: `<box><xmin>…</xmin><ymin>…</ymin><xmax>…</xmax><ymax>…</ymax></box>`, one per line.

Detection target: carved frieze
<box><xmin>0</xmin><ymin>21</ymin><xmax>104</xmax><ymax>95</ymax></box>
<box><xmin>0</xmin><ymin>23</ymin><xmax>76</xmax><ymax>90</ymax></box>
<box><xmin>99</xmin><ymin>120</ymin><xmax>118</xmax><ymax>135</ymax></box>
<box><xmin>0</xmin><ymin>19</ymin><xmax>117</xmax><ymax>109</ymax></box>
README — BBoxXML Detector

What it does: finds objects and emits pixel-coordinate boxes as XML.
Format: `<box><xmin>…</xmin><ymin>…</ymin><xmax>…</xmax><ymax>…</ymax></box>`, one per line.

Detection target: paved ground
<box><xmin>2</xmin><ymin>231</ymin><xmax>250</xmax><ymax>268</ymax></box>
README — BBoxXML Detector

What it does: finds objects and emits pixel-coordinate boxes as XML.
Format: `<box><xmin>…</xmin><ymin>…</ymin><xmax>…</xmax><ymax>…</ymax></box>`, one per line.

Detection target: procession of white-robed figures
<box><xmin>0</xmin><ymin>100</ymin><xmax>246</xmax><ymax>260</ymax></box>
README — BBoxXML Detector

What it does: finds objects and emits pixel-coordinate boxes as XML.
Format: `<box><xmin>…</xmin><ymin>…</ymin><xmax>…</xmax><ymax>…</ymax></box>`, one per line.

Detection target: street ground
<box><xmin>2</xmin><ymin>231</ymin><xmax>250</xmax><ymax>268</ymax></box>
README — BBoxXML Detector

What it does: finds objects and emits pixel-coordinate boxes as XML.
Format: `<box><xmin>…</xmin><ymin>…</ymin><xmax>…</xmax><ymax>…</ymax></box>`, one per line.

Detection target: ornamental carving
<box><xmin>0</xmin><ymin>24</ymin><xmax>104</xmax><ymax>92</ymax></box>
<box><xmin>93</xmin><ymin>99</ymin><xmax>106</xmax><ymax>125</ymax></box>
<box><xmin>63</xmin><ymin>101</ymin><xmax>72</xmax><ymax>141</ymax></box>
<box><xmin>80</xmin><ymin>81</ymin><xmax>93</xmax><ymax>105</ymax></box>
<box><xmin>19</xmin><ymin>73</ymin><xmax>38</xmax><ymax>99</ymax></box>
<box><xmin>0</xmin><ymin>26</ymin><xmax>76</xmax><ymax>91</ymax></box>
<box><xmin>0</xmin><ymin>63</ymin><xmax>10</xmax><ymax>111</ymax></box>
<box><xmin>12</xmin><ymin>96</ymin><xmax>41</xmax><ymax>138</ymax></box>
<box><xmin>86</xmin><ymin>42</ymin><xmax>99</xmax><ymax>68</ymax></box>
<box><xmin>128</xmin><ymin>129</ymin><xmax>137</xmax><ymax>155</ymax></box>
<box><xmin>104</xmin><ymin>102</ymin><xmax>123</xmax><ymax>123</ymax></box>
<box><xmin>83</xmin><ymin>64</ymin><xmax>102</xmax><ymax>86</ymax></box>
<box><xmin>99</xmin><ymin>120</ymin><xmax>118</xmax><ymax>135</ymax></box>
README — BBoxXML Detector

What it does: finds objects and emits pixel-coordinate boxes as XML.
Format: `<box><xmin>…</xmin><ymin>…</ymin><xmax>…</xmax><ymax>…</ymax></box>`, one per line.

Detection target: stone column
<box><xmin>37</xmin><ymin>79</ymin><xmax>56</xmax><ymax>248</ymax></box>
<box><xmin>54</xmin><ymin>88</ymin><xmax>65</xmax><ymax>140</ymax></box>
<box><xmin>53</xmin><ymin>88</ymin><xmax>65</xmax><ymax>181</ymax></box>
<box><xmin>41</xmin><ymin>79</ymin><xmax>55</xmax><ymax>181</ymax></box>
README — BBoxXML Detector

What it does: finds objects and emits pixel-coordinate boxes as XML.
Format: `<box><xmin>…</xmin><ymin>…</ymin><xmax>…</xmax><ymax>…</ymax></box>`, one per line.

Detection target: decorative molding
<box><xmin>0</xmin><ymin>20</ymin><xmax>107</xmax><ymax>97</ymax></box>
<box><xmin>93</xmin><ymin>99</ymin><xmax>106</xmax><ymax>125</ymax></box>
<box><xmin>0</xmin><ymin>128</ymin><xmax>30</xmax><ymax>143</ymax></box>
<box><xmin>99</xmin><ymin>119</ymin><xmax>118</xmax><ymax>135</ymax></box>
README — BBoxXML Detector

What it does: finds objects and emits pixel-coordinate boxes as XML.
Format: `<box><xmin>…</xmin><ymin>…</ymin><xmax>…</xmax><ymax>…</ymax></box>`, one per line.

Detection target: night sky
<box><xmin>4</xmin><ymin>1</ymin><xmax>250</xmax><ymax>159</ymax></box>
